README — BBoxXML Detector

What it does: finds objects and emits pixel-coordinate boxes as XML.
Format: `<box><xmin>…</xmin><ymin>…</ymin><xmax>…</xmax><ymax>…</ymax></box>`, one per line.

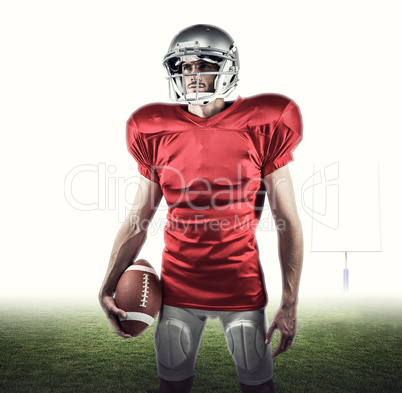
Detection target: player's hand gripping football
<box><xmin>265</xmin><ymin>304</ymin><xmax>297</xmax><ymax>358</ymax></box>
<box><xmin>99</xmin><ymin>294</ymin><xmax>133</xmax><ymax>339</ymax></box>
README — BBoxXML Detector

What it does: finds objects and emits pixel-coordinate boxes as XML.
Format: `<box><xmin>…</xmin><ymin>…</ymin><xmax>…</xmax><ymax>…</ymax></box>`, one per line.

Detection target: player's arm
<box><xmin>99</xmin><ymin>174</ymin><xmax>163</xmax><ymax>338</ymax></box>
<box><xmin>264</xmin><ymin>165</ymin><xmax>303</xmax><ymax>357</ymax></box>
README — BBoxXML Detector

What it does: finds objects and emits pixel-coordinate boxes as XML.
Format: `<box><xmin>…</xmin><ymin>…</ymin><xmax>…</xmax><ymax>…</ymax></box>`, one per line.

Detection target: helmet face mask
<box><xmin>163</xmin><ymin>24</ymin><xmax>240</xmax><ymax>105</ymax></box>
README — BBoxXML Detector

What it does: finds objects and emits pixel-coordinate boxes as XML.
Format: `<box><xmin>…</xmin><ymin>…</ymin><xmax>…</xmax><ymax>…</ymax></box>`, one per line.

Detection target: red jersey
<box><xmin>126</xmin><ymin>94</ymin><xmax>302</xmax><ymax>311</ymax></box>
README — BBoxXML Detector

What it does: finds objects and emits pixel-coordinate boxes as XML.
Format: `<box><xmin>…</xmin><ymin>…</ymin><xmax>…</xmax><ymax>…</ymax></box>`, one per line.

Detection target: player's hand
<box><xmin>265</xmin><ymin>304</ymin><xmax>297</xmax><ymax>358</ymax></box>
<box><xmin>99</xmin><ymin>294</ymin><xmax>133</xmax><ymax>338</ymax></box>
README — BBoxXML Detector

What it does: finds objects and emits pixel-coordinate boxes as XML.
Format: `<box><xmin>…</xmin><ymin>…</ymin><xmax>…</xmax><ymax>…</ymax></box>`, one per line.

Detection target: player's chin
<box><xmin>186</xmin><ymin>88</ymin><xmax>213</xmax><ymax>95</ymax></box>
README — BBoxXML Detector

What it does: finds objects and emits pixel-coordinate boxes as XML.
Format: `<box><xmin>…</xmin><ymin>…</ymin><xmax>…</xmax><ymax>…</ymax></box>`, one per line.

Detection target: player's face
<box><xmin>181</xmin><ymin>60</ymin><xmax>220</xmax><ymax>94</ymax></box>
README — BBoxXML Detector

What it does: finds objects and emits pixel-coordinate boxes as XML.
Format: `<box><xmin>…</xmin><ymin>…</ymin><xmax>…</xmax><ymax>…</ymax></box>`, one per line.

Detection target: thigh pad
<box><xmin>224</xmin><ymin>320</ymin><xmax>267</xmax><ymax>372</ymax></box>
<box><xmin>154</xmin><ymin>318</ymin><xmax>193</xmax><ymax>370</ymax></box>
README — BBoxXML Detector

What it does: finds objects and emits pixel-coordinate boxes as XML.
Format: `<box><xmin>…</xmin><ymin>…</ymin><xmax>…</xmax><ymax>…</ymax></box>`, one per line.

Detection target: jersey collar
<box><xmin>175</xmin><ymin>96</ymin><xmax>244</xmax><ymax>127</ymax></box>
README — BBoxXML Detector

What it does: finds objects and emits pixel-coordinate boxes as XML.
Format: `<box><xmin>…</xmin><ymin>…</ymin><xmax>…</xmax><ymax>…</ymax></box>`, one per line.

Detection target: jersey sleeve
<box><xmin>126</xmin><ymin>115</ymin><xmax>158</xmax><ymax>182</ymax></box>
<box><xmin>261</xmin><ymin>99</ymin><xmax>303</xmax><ymax>176</ymax></box>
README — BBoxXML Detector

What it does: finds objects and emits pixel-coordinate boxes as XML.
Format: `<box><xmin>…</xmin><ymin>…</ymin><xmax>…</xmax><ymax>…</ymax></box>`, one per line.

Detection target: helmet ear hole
<box><xmin>168</xmin><ymin>56</ymin><xmax>182</xmax><ymax>73</ymax></box>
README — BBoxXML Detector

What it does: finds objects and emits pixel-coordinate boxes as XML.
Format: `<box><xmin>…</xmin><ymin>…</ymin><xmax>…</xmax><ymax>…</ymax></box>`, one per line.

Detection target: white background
<box><xmin>1</xmin><ymin>0</ymin><xmax>401</xmax><ymax>300</ymax></box>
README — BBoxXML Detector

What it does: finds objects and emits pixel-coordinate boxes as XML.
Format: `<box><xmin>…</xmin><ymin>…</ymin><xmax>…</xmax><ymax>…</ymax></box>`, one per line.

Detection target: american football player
<box><xmin>99</xmin><ymin>24</ymin><xmax>303</xmax><ymax>393</ymax></box>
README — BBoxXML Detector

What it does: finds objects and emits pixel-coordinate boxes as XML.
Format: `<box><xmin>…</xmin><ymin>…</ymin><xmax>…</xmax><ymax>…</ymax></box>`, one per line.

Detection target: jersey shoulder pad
<box><xmin>240</xmin><ymin>93</ymin><xmax>295</xmax><ymax>127</ymax></box>
<box><xmin>128</xmin><ymin>102</ymin><xmax>179</xmax><ymax>134</ymax></box>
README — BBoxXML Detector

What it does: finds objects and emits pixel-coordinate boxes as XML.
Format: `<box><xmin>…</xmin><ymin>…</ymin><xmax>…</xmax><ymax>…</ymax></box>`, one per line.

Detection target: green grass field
<box><xmin>0</xmin><ymin>297</ymin><xmax>400</xmax><ymax>392</ymax></box>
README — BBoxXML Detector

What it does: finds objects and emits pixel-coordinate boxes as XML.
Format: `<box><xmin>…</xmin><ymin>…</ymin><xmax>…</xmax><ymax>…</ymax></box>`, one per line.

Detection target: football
<box><xmin>114</xmin><ymin>259</ymin><xmax>162</xmax><ymax>337</ymax></box>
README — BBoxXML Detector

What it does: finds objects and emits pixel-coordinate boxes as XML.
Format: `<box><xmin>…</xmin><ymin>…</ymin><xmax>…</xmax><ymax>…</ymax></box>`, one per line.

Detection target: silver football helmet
<box><xmin>163</xmin><ymin>24</ymin><xmax>240</xmax><ymax>105</ymax></box>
